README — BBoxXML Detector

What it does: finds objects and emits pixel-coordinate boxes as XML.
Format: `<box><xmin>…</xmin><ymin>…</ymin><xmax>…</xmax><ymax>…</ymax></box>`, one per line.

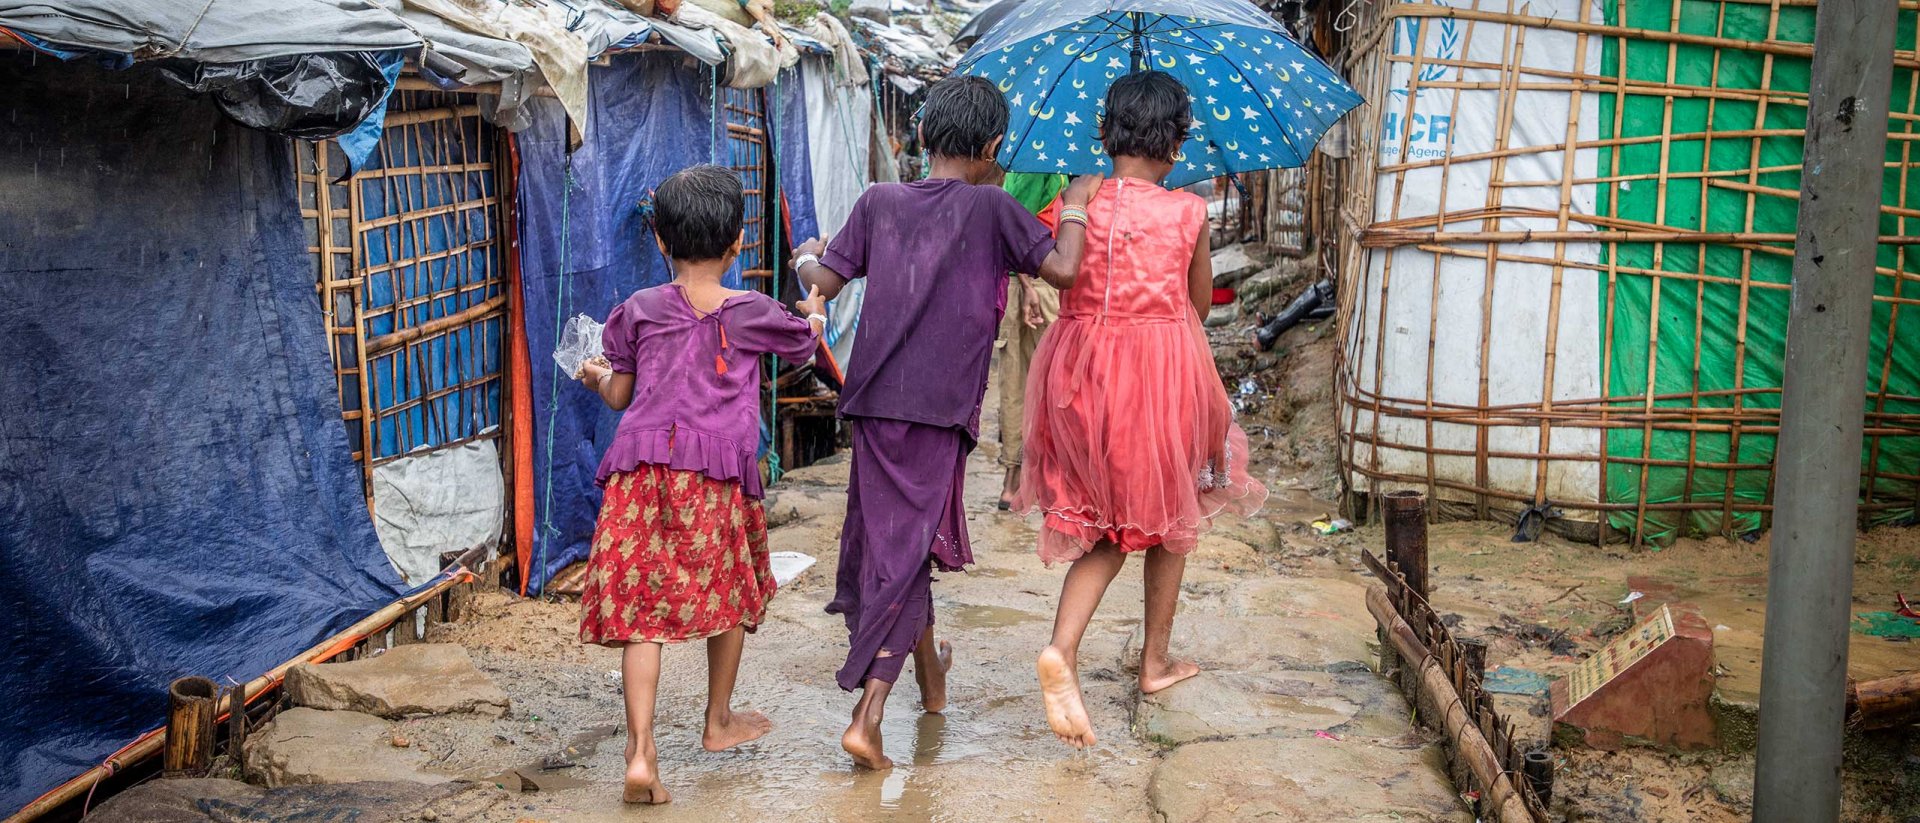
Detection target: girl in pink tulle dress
<box><xmin>1013</xmin><ymin>71</ymin><xmax>1268</xmax><ymax>750</ymax></box>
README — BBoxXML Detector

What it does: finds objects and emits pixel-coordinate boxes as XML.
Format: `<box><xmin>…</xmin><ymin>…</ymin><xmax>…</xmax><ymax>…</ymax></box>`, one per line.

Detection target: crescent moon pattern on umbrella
<box><xmin>957</xmin><ymin>2</ymin><xmax>1363</xmax><ymax>187</ymax></box>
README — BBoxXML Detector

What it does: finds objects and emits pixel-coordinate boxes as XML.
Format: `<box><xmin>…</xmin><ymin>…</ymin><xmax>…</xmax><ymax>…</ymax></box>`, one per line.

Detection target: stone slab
<box><xmin>1150</xmin><ymin>737</ymin><xmax>1473</xmax><ymax>822</ymax></box>
<box><xmin>244</xmin><ymin>708</ymin><xmax>450</xmax><ymax>787</ymax></box>
<box><xmin>83</xmin><ymin>778</ymin><xmax>504</xmax><ymax>823</ymax></box>
<box><xmin>1137</xmin><ymin>669</ymin><xmax>1411</xmax><ymax>746</ymax></box>
<box><xmin>287</xmin><ymin>643</ymin><xmax>509</xmax><ymax>719</ymax></box>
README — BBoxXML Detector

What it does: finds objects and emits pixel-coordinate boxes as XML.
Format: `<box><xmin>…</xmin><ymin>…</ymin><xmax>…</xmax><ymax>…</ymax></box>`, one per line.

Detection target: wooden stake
<box><xmin>1367</xmin><ymin>586</ymin><xmax>1537</xmax><ymax>823</ymax></box>
<box><xmin>163</xmin><ymin>677</ymin><xmax>217</xmax><ymax>778</ymax></box>
<box><xmin>1846</xmin><ymin>671</ymin><xmax>1920</xmax><ymax>730</ymax></box>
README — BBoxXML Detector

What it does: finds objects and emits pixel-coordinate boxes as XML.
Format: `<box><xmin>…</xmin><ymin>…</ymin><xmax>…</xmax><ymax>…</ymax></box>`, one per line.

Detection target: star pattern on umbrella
<box><xmin>959</xmin><ymin>6</ymin><xmax>1363</xmax><ymax>188</ymax></box>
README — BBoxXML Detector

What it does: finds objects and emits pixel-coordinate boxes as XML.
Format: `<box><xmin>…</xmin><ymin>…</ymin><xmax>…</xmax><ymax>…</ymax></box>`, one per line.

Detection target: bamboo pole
<box><xmin>1387</xmin><ymin>2</ymin><xmax>1920</xmax><ymax>67</ymax></box>
<box><xmin>1846</xmin><ymin>671</ymin><xmax>1920</xmax><ymax>730</ymax></box>
<box><xmin>161</xmin><ymin>678</ymin><xmax>216</xmax><ymax>778</ymax></box>
<box><xmin>363</xmin><ymin>295</ymin><xmax>507</xmax><ymax>355</ymax></box>
<box><xmin>1366</xmin><ymin>585</ymin><xmax>1536</xmax><ymax>823</ymax></box>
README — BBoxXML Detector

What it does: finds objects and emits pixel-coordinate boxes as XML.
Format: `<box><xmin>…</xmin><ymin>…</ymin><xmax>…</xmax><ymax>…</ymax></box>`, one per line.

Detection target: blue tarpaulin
<box><xmin>517</xmin><ymin>53</ymin><xmax>818</xmax><ymax>593</ymax></box>
<box><xmin>0</xmin><ymin>56</ymin><xmax>407</xmax><ymax>812</ymax></box>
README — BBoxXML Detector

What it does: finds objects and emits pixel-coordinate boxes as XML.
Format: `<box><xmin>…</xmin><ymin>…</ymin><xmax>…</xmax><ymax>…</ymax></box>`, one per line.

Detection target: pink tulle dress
<box><xmin>1015</xmin><ymin>178</ymin><xmax>1268</xmax><ymax>564</ymax></box>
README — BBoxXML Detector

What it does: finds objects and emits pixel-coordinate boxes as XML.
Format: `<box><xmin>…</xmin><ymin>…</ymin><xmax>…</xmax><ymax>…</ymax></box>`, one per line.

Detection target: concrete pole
<box><xmin>1752</xmin><ymin>0</ymin><xmax>1899</xmax><ymax>819</ymax></box>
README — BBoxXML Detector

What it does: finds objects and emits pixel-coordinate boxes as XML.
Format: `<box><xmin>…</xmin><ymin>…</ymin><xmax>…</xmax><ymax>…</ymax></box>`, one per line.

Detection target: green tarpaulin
<box><xmin>1597</xmin><ymin>0</ymin><xmax>1920</xmax><ymax>541</ymax></box>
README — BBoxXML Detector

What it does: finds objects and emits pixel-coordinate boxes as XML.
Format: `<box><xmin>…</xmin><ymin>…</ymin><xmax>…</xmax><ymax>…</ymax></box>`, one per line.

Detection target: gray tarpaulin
<box><xmin>0</xmin><ymin>0</ymin><xmax>421</xmax><ymax>61</ymax></box>
<box><xmin>802</xmin><ymin>55</ymin><xmax>872</xmax><ymax>369</ymax></box>
<box><xmin>370</xmin><ymin>439</ymin><xmax>506</xmax><ymax>587</ymax></box>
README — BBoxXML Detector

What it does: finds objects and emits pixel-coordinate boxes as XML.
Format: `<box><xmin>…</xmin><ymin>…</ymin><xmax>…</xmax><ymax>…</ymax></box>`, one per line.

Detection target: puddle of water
<box><xmin>965</xmin><ymin>566</ymin><xmax>1018</xmax><ymax>579</ymax></box>
<box><xmin>949</xmin><ymin>604</ymin><xmax>1043</xmax><ymax>630</ymax></box>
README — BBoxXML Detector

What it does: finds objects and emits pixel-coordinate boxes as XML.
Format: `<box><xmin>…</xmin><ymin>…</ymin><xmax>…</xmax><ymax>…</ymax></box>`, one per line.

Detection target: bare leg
<box><xmin>999</xmin><ymin>465</ymin><xmax>1019</xmax><ymax>510</ymax></box>
<box><xmin>842</xmin><ymin>677</ymin><xmax>896</xmax><ymax>770</ymax></box>
<box><xmin>1139</xmin><ymin>546</ymin><xmax>1200</xmax><ymax>694</ymax></box>
<box><xmin>702</xmin><ymin>626</ymin><xmax>773</xmax><ymax>751</ymax></box>
<box><xmin>621</xmin><ymin>642</ymin><xmax>670</xmax><ymax>804</ymax></box>
<box><xmin>911</xmin><ymin>624</ymin><xmax>954</xmax><ymax>713</ymax></box>
<box><xmin>1038</xmin><ymin>542</ymin><xmax>1126</xmax><ymax>749</ymax></box>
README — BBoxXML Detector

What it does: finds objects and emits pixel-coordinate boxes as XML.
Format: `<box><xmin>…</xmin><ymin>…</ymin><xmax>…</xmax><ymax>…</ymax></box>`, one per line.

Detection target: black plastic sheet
<box><xmin>156</xmin><ymin>50</ymin><xmax>399</xmax><ymax>140</ymax></box>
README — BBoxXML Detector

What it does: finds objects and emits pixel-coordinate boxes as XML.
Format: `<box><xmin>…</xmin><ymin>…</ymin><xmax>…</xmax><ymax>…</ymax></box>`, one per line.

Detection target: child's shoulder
<box><xmin>624</xmin><ymin>284</ymin><xmax>678</xmax><ymax>310</ymax></box>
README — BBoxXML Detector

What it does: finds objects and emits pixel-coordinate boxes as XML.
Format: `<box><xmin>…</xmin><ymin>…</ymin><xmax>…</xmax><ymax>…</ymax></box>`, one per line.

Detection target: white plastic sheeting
<box><xmin>1344</xmin><ymin>0</ymin><xmax>1604</xmax><ymax>511</ymax></box>
<box><xmin>371</xmin><ymin>439</ymin><xmax>507</xmax><ymax>586</ymax></box>
<box><xmin>802</xmin><ymin>55</ymin><xmax>876</xmax><ymax>369</ymax></box>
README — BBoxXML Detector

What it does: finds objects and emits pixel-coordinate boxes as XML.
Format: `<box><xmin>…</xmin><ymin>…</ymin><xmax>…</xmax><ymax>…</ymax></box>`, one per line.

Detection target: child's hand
<box><xmin>795</xmin><ymin>284</ymin><xmax>828</xmax><ymax>321</ymax></box>
<box><xmin>1062</xmin><ymin>174</ymin><xmax>1105</xmax><ymax>207</ymax></box>
<box><xmin>1022</xmin><ymin>281</ymin><xmax>1046</xmax><ymax>329</ymax></box>
<box><xmin>792</xmin><ymin>236</ymin><xmax>828</xmax><ymax>265</ymax></box>
<box><xmin>578</xmin><ymin>361</ymin><xmax>610</xmax><ymax>390</ymax></box>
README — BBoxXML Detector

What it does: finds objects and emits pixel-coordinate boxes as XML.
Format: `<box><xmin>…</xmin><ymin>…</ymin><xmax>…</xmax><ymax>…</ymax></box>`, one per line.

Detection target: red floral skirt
<box><xmin>578</xmin><ymin>465</ymin><xmax>775</xmax><ymax>646</ymax></box>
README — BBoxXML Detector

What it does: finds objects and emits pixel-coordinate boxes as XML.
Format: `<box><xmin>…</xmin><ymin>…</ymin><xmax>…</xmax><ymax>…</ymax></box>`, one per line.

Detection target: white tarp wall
<box><xmin>371</xmin><ymin>439</ymin><xmax>506</xmax><ymax>585</ymax></box>
<box><xmin>801</xmin><ymin>56</ymin><xmax>875</xmax><ymax>369</ymax></box>
<box><xmin>1344</xmin><ymin>0</ymin><xmax>1605</xmax><ymax>513</ymax></box>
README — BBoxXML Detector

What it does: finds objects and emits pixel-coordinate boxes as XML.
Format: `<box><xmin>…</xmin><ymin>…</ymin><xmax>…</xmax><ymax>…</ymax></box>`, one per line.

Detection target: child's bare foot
<box><xmin>622</xmin><ymin>743</ymin><xmax>670</xmax><ymax>804</ymax></box>
<box><xmin>915</xmin><ymin>639</ymin><xmax>954</xmax><ymax>714</ymax></box>
<box><xmin>1037</xmin><ymin>645</ymin><xmax>1096</xmax><ymax>749</ymax></box>
<box><xmin>841</xmin><ymin>716</ymin><xmax>893</xmax><ymax>770</ymax></box>
<box><xmin>998</xmin><ymin>467</ymin><xmax>1019</xmax><ymax>511</ymax></box>
<box><xmin>1139</xmin><ymin>655</ymin><xmax>1200</xmax><ymax>694</ymax></box>
<box><xmin>701</xmin><ymin>708</ymin><xmax>773</xmax><ymax>751</ymax></box>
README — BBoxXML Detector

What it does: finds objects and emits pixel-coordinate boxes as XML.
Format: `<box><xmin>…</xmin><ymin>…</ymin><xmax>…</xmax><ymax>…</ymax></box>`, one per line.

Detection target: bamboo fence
<box><xmin>1330</xmin><ymin>0</ymin><xmax>1920</xmax><ymax>544</ymax></box>
<box><xmin>294</xmin><ymin>85</ymin><xmax>512</xmax><ymax>506</ymax></box>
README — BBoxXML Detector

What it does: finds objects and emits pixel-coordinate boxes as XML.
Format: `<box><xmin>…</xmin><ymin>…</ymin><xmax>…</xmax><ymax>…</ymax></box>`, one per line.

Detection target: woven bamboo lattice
<box><xmin>1332</xmin><ymin>0</ymin><xmax>1920</xmax><ymax>544</ymax></box>
<box><xmin>295</xmin><ymin>86</ymin><xmax>511</xmax><ymax>501</ymax></box>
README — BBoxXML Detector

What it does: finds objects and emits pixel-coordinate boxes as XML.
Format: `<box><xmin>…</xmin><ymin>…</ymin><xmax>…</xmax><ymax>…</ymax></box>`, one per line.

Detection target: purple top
<box><xmin>824</xmin><ymin>178</ymin><xmax>1056</xmax><ymax>438</ymax></box>
<box><xmin>597</xmin><ymin>284</ymin><xmax>819</xmax><ymax>498</ymax></box>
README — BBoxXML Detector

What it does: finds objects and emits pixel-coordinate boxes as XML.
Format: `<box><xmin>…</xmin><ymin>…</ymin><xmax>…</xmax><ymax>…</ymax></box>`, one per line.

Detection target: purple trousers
<box><xmin>825</xmin><ymin>416</ymin><xmax>972</xmax><ymax>691</ymax></box>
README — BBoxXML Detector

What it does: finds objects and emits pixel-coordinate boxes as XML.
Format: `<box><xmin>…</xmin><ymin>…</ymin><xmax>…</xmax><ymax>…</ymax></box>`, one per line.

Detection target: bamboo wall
<box><xmin>295</xmin><ymin>85</ymin><xmax>512</xmax><ymax>506</ymax></box>
<box><xmin>1333</xmin><ymin>0</ymin><xmax>1920</xmax><ymax>544</ymax></box>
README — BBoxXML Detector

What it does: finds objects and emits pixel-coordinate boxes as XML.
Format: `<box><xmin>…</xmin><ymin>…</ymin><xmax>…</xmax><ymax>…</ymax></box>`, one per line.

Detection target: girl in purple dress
<box><xmin>792</xmin><ymin>76</ymin><xmax>1098</xmax><ymax>770</ymax></box>
<box><xmin>576</xmin><ymin>166</ymin><xmax>827</xmax><ymax>804</ymax></box>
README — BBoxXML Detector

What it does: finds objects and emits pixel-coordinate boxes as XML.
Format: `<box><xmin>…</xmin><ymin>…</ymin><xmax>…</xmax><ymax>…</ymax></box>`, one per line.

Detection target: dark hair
<box><xmin>919</xmin><ymin>75</ymin><xmax>1010</xmax><ymax>160</ymax></box>
<box><xmin>654</xmin><ymin>164</ymin><xmax>744</xmax><ymax>261</ymax></box>
<box><xmin>1101</xmin><ymin>71</ymin><xmax>1191</xmax><ymax>162</ymax></box>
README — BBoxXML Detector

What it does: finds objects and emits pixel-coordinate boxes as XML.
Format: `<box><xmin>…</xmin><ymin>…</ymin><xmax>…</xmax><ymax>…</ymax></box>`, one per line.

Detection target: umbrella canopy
<box><xmin>957</xmin><ymin>0</ymin><xmax>1361</xmax><ymax>188</ymax></box>
<box><xmin>953</xmin><ymin>0</ymin><xmax>1023</xmax><ymax>48</ymax></box>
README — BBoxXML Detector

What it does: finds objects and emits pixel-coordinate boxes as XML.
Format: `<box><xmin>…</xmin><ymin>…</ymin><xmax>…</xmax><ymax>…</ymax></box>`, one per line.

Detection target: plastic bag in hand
<box><xmin>552</xmin><ymin>314</ymin><xmax>606</xmax><ymax>379</ymax></box>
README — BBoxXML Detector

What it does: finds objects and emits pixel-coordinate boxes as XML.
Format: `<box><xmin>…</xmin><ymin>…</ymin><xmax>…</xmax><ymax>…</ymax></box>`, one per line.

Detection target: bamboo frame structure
<box><xmin>294</xmin><ymin>85</ymin><xmax>512</xmax><ymax>502</ymax></box>
<box><xmin>1330</xmin><ymin>0</ymin><xmax>1920</xmax><ymax>544</ymax></box>
<box><xmin>1362</xmin><ymin>548</ymin><xmax>1550</xmax><ymax>822</ymax></box>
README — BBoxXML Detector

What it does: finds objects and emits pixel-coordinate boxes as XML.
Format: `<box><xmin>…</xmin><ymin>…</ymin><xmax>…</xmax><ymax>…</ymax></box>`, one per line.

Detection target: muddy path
<box><xmin>399</xmin><ymin>349</ymin><xmax>1471</xmax><ymax>822</ymax></box>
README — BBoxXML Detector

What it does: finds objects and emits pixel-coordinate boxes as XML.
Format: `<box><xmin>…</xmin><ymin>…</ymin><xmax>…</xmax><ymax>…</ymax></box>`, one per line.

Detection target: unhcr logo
<box><xmin>1382</xmin><ymin>17</ymin><xmax>1459</xmax><ymax>160</ymax></box>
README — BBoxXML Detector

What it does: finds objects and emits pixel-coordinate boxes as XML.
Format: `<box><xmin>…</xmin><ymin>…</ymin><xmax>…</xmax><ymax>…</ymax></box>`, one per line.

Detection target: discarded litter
<box><xmin>771</xmin><ymin>551</ymin><xmax>817</xmax><ymax>586</ymax></box>
<box><xmin>1237</xmin><ymin>377</ymin><xmax>1258</xmax><ymax>397</ymax></box>
<box><xmin>1312</xmin><ymin>730</ymin><xmax>1342</xmax><ymax>741</ymax></box>
<box><xmin>1619</xmin><ymin>591</ymin><xmax>1644</xmax><ymax>605</ymax></box>
<box><xmin>1482</xmin><ymin>666</ymin><xmax>1552</xmax><ymax>697</ymax></box>
<box><xmin>1311</xmin><ymin>518</ymin><xmax>1353</xmax><ymax>536</ymax></box>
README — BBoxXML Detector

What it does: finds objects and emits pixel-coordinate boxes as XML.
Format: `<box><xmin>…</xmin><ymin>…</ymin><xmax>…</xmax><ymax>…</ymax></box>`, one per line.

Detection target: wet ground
<box><xmin>388</xmin><ymin>349</ymin><xmax>1474</xmax><ymax>822</ymax></box>
<box><xmin>90</xmin><ymin>270</ymin><xmax>1914</xmax><ymax>822</ymax></box>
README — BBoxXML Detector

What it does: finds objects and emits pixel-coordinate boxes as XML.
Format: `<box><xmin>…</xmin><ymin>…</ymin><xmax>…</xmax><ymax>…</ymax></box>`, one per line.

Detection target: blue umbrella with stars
<box><xmin>956</xmin><ymin>0</ymin><xmax>1362</xmax><ymax>189</ymax></box>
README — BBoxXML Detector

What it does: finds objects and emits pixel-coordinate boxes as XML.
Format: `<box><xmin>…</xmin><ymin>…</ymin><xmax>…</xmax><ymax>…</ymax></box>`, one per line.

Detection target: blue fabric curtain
<box><xmin>0</xmin><ymin>55</ymin><xmax>406</xmax><ymax>812</ymax></box>
<box><xmin>516</xmin><ymin>54</ymin><xmax>821</xmax><ymax>594</ymax></box>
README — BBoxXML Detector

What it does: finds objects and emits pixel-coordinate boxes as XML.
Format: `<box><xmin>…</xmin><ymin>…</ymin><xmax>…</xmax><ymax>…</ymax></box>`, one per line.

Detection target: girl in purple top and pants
<box><xmin>793</xmin><ymin>76</ymin><xmax>1098</xmax><ymax>771</ymax></box>
<box><xmin>576</xmin><ymin>167</ymin><xmax>826</xmax><ymax>804</ymax></box>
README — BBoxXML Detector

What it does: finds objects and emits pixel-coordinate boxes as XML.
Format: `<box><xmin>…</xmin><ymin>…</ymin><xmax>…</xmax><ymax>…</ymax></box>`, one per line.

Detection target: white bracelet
<box><xmin>792</xmin><ymin>253</ymin><xmax>821</xmax><ymax>270</ymax></box>
<box><xmin>805</xmin><ymin>313</ymin><xmax>828</xmax><ymax>327</ymax></box>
